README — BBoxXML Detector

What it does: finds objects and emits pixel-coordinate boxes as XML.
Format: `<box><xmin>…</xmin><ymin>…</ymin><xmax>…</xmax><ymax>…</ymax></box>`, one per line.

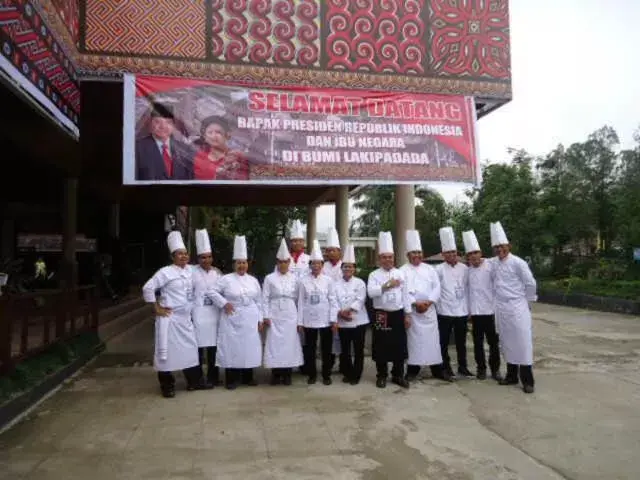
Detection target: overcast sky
<box><xmin>316</xmin><ymin>0</ymin><xmax>640</xmax><ymax>232</ymax></box>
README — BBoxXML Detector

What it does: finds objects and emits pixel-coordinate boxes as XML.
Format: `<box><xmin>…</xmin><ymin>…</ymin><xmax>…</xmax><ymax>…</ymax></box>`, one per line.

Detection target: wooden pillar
<box><xmin>60</xmin><ymin>177</ymin><xmax>78</xmax><ymax>290</ymax></box>
<box><xmin>335</xmin><ymin>186</ymin><xmax>349</xmax><ymax>249</ymax></box>
<box><xmin>395</xmin><ymin>184</ymin><xmax>415</xmax><ymax>265</ymax></box>
<box><xmin>306</xmin><ymin>204</ymin><xmax>317</xmax><ymax>248</ymax></box>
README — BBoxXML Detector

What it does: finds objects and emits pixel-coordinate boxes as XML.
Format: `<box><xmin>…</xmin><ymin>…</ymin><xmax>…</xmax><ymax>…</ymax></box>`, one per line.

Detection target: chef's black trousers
<box><xmin>339</xmin><ymin>324</ymin><xmax>366</xmax><ymax>382</ymax></box>
<box><xmin>438</xmin><ymin>315</ymin><xmax>469</xmax><ymax>372</ymax></box>
<box><xmin>505</xmin><ymin>363</ymin><xmax>535</xmax><ymax>387</ymax></box>
<box><xmin>157</xmin><ymin>365</ymin><xmax>201</xmax><ymax>391</ymax></box>
<box><xmin>471</xmin><ymin>315</ymin><xmax>500</xmax><ymax>374</ymax></box>
<box><xmin>304</xmin><ymin>327</ymin><xmax>333</xmax><ymax>380</ymax></box>
<box><xmin>198</xmin><ymin>346</ymin><xmax>219</xmax><ymax>383</ymax></box>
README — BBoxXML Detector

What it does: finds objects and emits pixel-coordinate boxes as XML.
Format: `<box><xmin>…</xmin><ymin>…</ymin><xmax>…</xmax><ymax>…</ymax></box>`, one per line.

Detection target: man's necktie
<box><xmin>162</xmin><ymin>143</ymin><xmax>173</xmax><ymax>178</ymax></box>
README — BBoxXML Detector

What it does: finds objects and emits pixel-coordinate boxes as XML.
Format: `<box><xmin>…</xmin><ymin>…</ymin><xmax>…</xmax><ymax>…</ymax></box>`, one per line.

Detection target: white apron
<box><xmin>407</xmin><ymin>294</ymin><xmax>442</xmax><ymax>366</ymax></box>
<box><xmin>192</xmin><ymin>304</ymin><xmax>220</xmax><ymax>347</ymax></box>
<box><xmin>154</xmin><ymin>308</ymin><xmax>199</xmax><ymax>372</ymax></box>
<box><xmin>217</xmin><ymin>301</ymin><xmax>263</xmax><ymax>368</ymax></box>
<box><xmin>495</xmin><ymin>297</ymin><xmax>533</xmax><ymax>365</ymax></box>
<box><xmin>323</xmin><ymin>262</ymin><xmax>343</xmax><ymax>356</ymax></box>
<box><xmin>264</xmin><ymin>297</ymin><xmax>303</xmax><ymax>368</ymax></box>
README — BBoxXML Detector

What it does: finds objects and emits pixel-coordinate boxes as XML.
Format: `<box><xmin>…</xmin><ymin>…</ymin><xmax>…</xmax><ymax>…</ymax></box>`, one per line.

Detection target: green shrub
<box><xmin>541</xmin><ymin>278</ymin><xmax>640</xmax><ymax>301</ymax></box>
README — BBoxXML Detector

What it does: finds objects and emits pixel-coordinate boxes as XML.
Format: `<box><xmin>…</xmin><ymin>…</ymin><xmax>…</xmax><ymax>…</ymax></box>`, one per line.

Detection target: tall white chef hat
<box><xmin>439</xmin><ymin>227</ymin><xmax>457</xmax><ymax>252</ymax></box>
<box><xmin>462</xmin><ymin>230</ymin><xmax>481</xmax><ymax>254</ymax></box>
<box><xmin>289</xmin><ymin>219</ymin><xmax>305</xmax><ymax>240</ymax></box>
<box><xmin>377</xmin><ymin>231</ymin><xmax>394</xmax><ymax>255</ymax></box>
<box><xmin>490</xmin><ymin>221</ymin><xmax>509</xmax><ymax>247</ymax></box>
<box><xmin>167</xmin><ymin>231</ymin><xmax>186</xmax><ymax>254</ymax></box>
<box><xmin>233</xmin><ymin>235</ymin><xmax>248</xmax><ymax>260</ymax></box>
<box><xmin>309</xmin><ymin>239</ymin><xmax>323</xmax><ymax>261</ymax></box>
<box><xmin>326</xmin><ymin>227</ymin><xmax>341</xmax><ymax>249</ymax></box>
<box><xmin>342</xmin><ymin>243</ymin><xmax>356</xmax><ymax>264</ymax></box>
<box><xmin>195</xmin><ymin>229</ymin><xmax>212</xmax><ymax>255</ymax></box>
<box><xmin>276</xmin><ymin>238</ymin><xmax>291</xmax><ymax>261</ymax></box>
<box><xmin>405</xmin><ymin>229</ymin><xmax>422</xmax><ymax>253</ymax></box>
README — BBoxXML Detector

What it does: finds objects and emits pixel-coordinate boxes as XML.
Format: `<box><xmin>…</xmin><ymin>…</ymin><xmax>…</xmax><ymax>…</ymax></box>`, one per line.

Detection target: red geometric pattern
<box><xmin>0</xmin><ymin>0</ymin><xmax>80</xmax><ymax>124</ymax></box>
<box><xmin>325</xmin><ymin>0</ymin><xmax>426</xmax><ymax>75</ymax></box>
<box><xmin>210</xmin><ymin>0</ymin><xmax>320</xmax><ymax>67</ymax></box>
<box><xmin>84</xmin><ymin>0</ymin><xmax>206</xmax><ymax>58</ymax></box>
<box><xmin>50</xmin><ymin>0</ymin><xmax>78</xmax><ymax>44</ymax></box>
<box><xmin>428</xmin><ymin>0</ymin><xmax>510</xmax><ymax>78</ymax></box>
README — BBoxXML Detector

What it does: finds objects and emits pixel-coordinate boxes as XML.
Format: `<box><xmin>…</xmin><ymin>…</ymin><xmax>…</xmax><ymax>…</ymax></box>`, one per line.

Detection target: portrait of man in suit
<box><xmin>135</xmin><ymin>103</ymin><xmax>195</xmax><ymax>181</ymax></box>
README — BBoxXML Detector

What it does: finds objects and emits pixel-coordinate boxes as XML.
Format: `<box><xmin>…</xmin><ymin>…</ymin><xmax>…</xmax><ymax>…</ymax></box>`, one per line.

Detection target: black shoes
<box><xmin>376</xmin><ymin>377</ymin><xmax>387</xmax><ymax>388</ymax></box>
<box><xmin>161</xmin><ymin>388</ymin><xmax>175</xmax><ymax>398</ymax></box>
<box><xmin>457</xmin><ymin>367</ymin><xmax>474</xmax><ymax>377</ymax></box>
<box><xmin>499</xmin><ymin>377</ymin><xmax>519</xmax><ymax>386</ymax></box>
<box><xmin>322</xmin><ymin>377</ymin><xmax>332</xmax><ymax>386</ymax></box>
<box><xmin>391</xmin><ymin>376</ymin><xmax>410</xmax><ymax>389</ymax></box>
<box><xmin>523</xmin><ymin>384</ymin><xmax>535</xmax><ymax>394</ymax></box>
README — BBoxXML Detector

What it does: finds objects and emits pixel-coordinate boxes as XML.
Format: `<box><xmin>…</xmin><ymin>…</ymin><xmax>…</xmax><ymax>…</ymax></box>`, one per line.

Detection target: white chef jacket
<box><xmin>333</xmin><ymin>276</ymin><xmax>369</xmax><ymax>328</ymax></box>
<box><xmin>210</xmin><ymin>272</ymin><xmax>263</xmax><ymax>368</ymax></box>
<box><xmin>262</xmin><ymin>271</ymin><xmax>303</xmax><ymax>368</ymax></box>
<box><xmin>142</xmin><ymin>264</ymin><xmax>199</xmax><ymax>372</ymax></box>
<box><xmin>274</xmin><ymin>251</ymin><xmax>311</xmax><ymax>279</ymax></box>
<box><xmin>467</xmin><ymin>259</ymin><xmax>495</xmax><ymax>316</ymax></box>
<box><xmin>322</xmin><ymin>260</ymin><xmax>343</xmax><ymax>282</ymax></box>
<box><xmin>493</xmin><ymin>253</ymin><xmax>537</xmax><ymax>365</ymax></box>
<box><xmin>297</xmin><ymin>273</ymin><xmax>338</xmax><ymax>328</ymax></box>
<box><xmin>191</xmin><ymin>265</ymin><xmax>222</xmax><ymax>347</ymax></box>
<box><xmin>435</xmin><ymin>261</ymin><xmax>469</xmax><ymax>317</ymax></box>
<box><xmin>401</xmin><ymin>262</ymin><xmax>442</xmax><ymax>366</ymax></box>
<box><xmin>367</xmin><ymin>267</ymin><xmax>411</xmax><ymax>313</ymax></box>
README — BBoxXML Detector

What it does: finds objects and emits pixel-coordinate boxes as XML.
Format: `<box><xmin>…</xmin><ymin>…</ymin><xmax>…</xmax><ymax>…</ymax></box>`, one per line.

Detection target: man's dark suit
<box><xmin>135</xmin><ymin>136</ymin><xmax>195</xmax><ymax>181</ymax></box>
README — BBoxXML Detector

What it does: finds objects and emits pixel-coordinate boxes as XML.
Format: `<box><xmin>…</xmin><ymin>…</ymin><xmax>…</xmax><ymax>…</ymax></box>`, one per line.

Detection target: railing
<box><xmin>0</xmin><ymin>285</ymin><xmax>99</xmax><ymax>374</ymax></box>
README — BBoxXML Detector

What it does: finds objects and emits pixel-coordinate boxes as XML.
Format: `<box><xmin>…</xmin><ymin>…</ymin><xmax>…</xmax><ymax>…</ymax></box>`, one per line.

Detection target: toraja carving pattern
<box><xmin>75</xmin><ymin>0</ymin><xmax>511</xmax><ymax>98</ymax></box>
<box><xmin>0</xmin><ymin>0</ymin><xmax>80</xmax><ymax>124</ymax></box>
<box><xmin>84</xmin><ymin>0</ymin><xmax>206</xmax><ymax>58</ymax></box>
<box><xmin>325</xmin><ymin>0</ymin><xmax>426</xmax><ymax>75</ymax></box>
<box><xmin>429</xmin><ymin>0</ymin><xmax>510</xmax><ymax>78</ymax></box>
<box><xmin>211</xmin><ymin>0</ymin><xmax>319</xmax><ymax>67</ymax></box>
<box><xmin>50</xmin><ymin>0</ymin><xmax>78</xmax><ymax>44</ymax></box>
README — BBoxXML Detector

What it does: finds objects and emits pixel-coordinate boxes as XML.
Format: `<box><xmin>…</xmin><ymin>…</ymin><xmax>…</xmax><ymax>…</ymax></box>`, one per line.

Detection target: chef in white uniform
<box><xmin>191</xmin><ymin>229</ymin><xmax>222</xmax><ymax>387</ymax></box>
<box><xmin>263</xmin><ymin>238</ymin><xmax>303</xmax><ymax>386</ymax></box>
<box><xmin>401</xmin><ymin>230</ymin><xmax>451</xmax><ymax>382</ymax></box>
<box><xmin>210</xmin><ymin>235</ymin><xmax>264</xmax><ymax>390</ymax></box>
<box><xmin>281</xmin><ymin>219</ymin><xmax>311</xmax><ymax>375</ymax></box>
<box><xmin>334</xmin><ymin>243</ymin><xmax>369</xmax><ymax>385</ymax></box>
<box><xmin>322</xmin><ymin>227</ymin><xmax>344</xmax><ymax>376</ymax></box>
<box><xmin>298</xmin><ymin>240</ymin><xmax>338</xmax><ymax>385</ymax></box>
<box><xmin>285</xmin><ymin>219</ymin><xmax>311</xmax><ymax>277</ymax></box>
<box><xmin>464</xmin><ymin>230</ymin><xmax>502</xmax><ymax>382</ymax></box>
<box><xmin>367</xmin><ymin>232</ymin><xmax>411</xmax><ymax>389</ymax></box>
<box><xmin>142</xmin><ymin>231</ymin><xmax>202</xmax><ymax>398</ymax></box>
<box><xmin>491</xmin><ymin>222</ymin><xmax>537</xmax><ymax>394</ymax></box>
<box><xmin>435</xmin><ymin>227</ymin><xmax>473</xmax><ymax>378</ymax></box>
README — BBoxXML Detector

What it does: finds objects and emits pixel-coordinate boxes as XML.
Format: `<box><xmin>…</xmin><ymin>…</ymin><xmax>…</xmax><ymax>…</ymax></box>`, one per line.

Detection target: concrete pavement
<box><xmin>1</xmin><ymin>303</ymin><xmax>639</xmax><ymax>479</ymax></box>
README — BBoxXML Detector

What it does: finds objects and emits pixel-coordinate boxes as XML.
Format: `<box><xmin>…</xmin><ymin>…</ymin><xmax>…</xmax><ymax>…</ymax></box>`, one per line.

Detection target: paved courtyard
<box><xmin>1</xmin><ymin>303</ymin><xmax>639</xmax><ymax>479</ymax></box>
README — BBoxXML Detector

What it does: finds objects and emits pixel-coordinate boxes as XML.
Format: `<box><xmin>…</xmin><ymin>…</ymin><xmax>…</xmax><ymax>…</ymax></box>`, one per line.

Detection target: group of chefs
<box><xmin>142</xmin><ymin>219</ymin><xmax>538</xmax><ymax>398</ymax></box>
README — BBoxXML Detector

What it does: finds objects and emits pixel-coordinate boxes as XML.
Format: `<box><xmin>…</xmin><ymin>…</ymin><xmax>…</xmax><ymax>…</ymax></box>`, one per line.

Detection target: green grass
<box><xmin>541</xmin><ymin>278</ymin><xmax>640</xmax><ymax>301</ymax></box>
<box><xmin>0</xmin><ymin>331</ymin><xmax>102</xmax><ymax>404</ymax></box>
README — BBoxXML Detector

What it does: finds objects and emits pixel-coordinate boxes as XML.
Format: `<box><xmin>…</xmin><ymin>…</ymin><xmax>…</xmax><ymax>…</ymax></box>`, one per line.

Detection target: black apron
<box><xmin>371</xmin><ymin>309</ymin><xmax>408</xmax><ymax>362</ymax></box>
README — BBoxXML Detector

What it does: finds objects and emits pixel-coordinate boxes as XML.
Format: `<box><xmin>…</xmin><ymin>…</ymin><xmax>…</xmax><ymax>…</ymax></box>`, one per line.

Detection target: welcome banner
<box><xmin>122</xmin><ymin>74</ymin><xmax>479</xmax><ymax>185</ymax></box>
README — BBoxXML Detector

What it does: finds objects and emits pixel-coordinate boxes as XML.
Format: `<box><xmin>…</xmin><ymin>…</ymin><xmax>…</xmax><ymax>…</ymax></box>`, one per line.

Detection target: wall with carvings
<box><xmin>0</xmin><ymin>0</ymin><xmax>511</xmax><ymax>135</ymax></box>
<box><xmin>76</xmin><ymin>0</ymin><xmax>511</xmax><ymax>99</ymax></box>
<box><xmin>0</xmin><ymin>0</ymin><xmax>80</xmax><ymax>130</ymax></box>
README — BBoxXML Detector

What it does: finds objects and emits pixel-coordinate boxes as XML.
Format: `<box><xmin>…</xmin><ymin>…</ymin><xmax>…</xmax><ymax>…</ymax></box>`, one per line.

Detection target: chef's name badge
<box><xmin>309</xmin><ymin>293</ymin><xmax>321</xmax><ymax>305</ymax></box>
<box><xmin>384</xmin><ymin>292</ymin><xmax>396</xmax><ymax>304</ymax></box>
<box><xmin>186</xmin><ymin>290</ymin><xmax>195</xmax><ymax>302</ymax></box>
<box><xmin>455</xmin><ymin>286</ymin><xmax>464</xmax><ymax>300</ymax></box>
<box><xmin>203</xmin><ymin>295</ymin><xmax>214</xmax><ymax>306</ymax></box>
<box><xmin>241</xmin><ymin>295</ymin><xmax>251</xmax><ymax>306</ymax></box>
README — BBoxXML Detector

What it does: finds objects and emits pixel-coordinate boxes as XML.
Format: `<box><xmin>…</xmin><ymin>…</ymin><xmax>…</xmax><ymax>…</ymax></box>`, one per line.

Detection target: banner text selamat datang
<box><xmin>238</xmin><ymin>91</ymin><xmax>467</xmax><ymax>165</ymax></box>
